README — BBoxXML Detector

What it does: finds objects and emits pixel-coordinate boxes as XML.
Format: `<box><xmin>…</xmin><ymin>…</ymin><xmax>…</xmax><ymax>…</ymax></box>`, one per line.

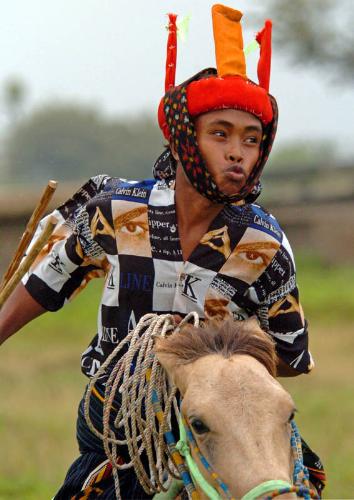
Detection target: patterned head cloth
<box><xmin>156</xmin><ymin>5</ymin><xmax>278</xmax><ymax>204</ymax></box>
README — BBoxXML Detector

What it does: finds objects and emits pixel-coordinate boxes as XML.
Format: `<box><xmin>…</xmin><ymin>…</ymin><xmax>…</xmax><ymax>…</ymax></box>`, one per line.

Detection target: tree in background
<box><xmin>2</xmin><ymin>78</ymin><xmax>27</xmax><ymax>126</ymax></box>
<box><xmin>3</xmin><ymin>103</ymin><xmax>163</xmax><ymax>183</ymax></box>
<box><xmin>0</xmin><ymin>100</ymin><xmax>346</xmax><ymax>185</ymax></box>
<box><xmin>266</xmin><ymin>140</ymin><xmax>337</xmax><ymax>171</ymax></box>
<box><xmin>259</xmin><ymin>0</ymin><xmax>354</xmax><ymax>82</ymax></box>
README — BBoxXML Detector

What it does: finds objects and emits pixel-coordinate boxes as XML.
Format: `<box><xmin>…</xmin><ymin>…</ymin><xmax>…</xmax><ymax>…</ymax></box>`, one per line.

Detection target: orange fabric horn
<box><xmin>211</xmin><ymin>4</ymin><xmax>246</xmax><ymax>78</ymax></box>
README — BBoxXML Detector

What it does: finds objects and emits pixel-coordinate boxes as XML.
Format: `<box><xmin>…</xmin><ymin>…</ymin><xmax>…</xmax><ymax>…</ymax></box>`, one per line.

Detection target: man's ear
<box><xmin>169</xmin><ymin>139</ymin><xmax>180</xmax><ymax>162</ymax></box>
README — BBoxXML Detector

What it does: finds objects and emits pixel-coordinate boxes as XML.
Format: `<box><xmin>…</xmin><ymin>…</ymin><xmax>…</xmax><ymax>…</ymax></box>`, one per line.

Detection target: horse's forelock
<box><xmin>156</xmin><ymin>319</ymin><xmax>278</xmax><ymax>377</ymax></box>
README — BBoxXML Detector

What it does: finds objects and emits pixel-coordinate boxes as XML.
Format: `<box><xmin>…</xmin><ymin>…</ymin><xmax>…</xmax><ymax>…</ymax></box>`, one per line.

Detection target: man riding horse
<box><xmin>0</xmin><ymin>4</ymin><xmax>325</xmax><ymax>498</ymax></box>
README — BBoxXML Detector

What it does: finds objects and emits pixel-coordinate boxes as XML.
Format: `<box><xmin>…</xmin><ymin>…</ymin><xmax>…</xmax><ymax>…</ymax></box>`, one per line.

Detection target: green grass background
<box><xmin>0</xmin><ymin>254</ymin><xmax>354</xmax><ymax>499</ymax></box>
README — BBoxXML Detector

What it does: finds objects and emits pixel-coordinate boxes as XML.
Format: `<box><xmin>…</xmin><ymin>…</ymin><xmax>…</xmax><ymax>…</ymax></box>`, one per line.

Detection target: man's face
<box><xmin>194</xmin><ymin>109</ymin><xmax>262</xmax><ymax>196</ymax></box>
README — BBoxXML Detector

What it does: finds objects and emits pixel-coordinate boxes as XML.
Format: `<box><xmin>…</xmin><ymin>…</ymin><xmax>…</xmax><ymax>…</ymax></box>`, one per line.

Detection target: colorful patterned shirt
<box><xmin>23</xmin><ymin>175</ymin><xmax>313</xmax><ymax>377</ymax></box>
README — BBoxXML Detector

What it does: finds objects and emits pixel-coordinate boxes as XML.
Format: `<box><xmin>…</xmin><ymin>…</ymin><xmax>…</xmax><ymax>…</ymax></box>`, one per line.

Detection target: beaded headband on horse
<box><xmin>157</xmin><ymin>5</ymin><xmax>278</xmax><ymax>204</ymax></box>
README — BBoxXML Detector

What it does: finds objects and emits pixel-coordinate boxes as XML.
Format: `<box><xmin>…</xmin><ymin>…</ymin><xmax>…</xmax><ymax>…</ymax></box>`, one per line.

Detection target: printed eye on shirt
<box><xmin>113</xmin><ymin>200</ymin><xmax>152</xmax><ymax>258</ymax></box>
<box><xmin>204</xmin><ymin>287</ymin><xmax>248</xmax><ymax>322</ymax></box>
<box><xmin>220</xmin><ymin>227</ymin><xmax>281</xmax><ymax>284</ymax></box>
<box><xmin>26</xmin><ymin>220</ymin><xmax>72</xmax><ymax>275</ymax></box>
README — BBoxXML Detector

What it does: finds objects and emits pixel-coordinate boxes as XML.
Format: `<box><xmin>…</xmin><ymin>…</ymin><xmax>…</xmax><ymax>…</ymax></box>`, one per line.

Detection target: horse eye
<box><xmin>191</xmin><ymin>419</ymin><xmax>209</xmax><ymax>435</ymax></box>
<box><xmin>288</xmin><ymin>410</ymin><xmax>296</xmax><ymax>423</ymax></box>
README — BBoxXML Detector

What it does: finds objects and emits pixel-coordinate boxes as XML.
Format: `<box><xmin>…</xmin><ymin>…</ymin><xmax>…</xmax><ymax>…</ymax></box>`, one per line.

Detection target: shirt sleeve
<box><xmin>253</xmin><ymin>234</ymin><xmax>314</xmax><ymax>374</ymax></box>
<box><xmin>266</xmin><ymin>286</ymin><xmax>313</xmax><ymax>374</ymax></box>
<box><xmin>22</xmin><ymin>178</ymin><xmax>113</xmax><ymax>312</ymax></box>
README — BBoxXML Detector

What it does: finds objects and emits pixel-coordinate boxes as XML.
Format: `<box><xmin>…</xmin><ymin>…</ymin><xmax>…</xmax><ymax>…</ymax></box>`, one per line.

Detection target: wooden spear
<box><xmin>0</xmin><ymin>215</ymin><xmax>58</xmax><ymax>310</ymax></box>
<box><xmin>0</xmin><ymin>180</ymin><xmax>57</xmax><ymax>292</ymax></box>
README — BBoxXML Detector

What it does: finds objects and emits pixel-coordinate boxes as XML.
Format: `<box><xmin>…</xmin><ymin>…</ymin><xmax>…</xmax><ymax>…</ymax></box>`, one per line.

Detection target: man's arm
<box><xmin>252</xmin><ymin>231</ymin><xmax>313</xmax><ymax>377</ymax></box>
<box><xmin>0</xmin><ymin>177</ymin><xmax>115</xmax><ymax>347</ymax></box>
<box><xmin>0</xmin><ymin>283</ymin><xmax>46</xmax><ymax>345</ymax></box>
<box><xmin>276</xmin><ymin>357</ymin><xmax>301</xmax><ymax>377</ymax></box>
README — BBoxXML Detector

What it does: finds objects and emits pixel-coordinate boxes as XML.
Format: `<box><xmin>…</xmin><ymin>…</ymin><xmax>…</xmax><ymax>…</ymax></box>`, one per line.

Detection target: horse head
<box><xmin>156</xmin><ymin>317</ymin><xmax>298</xmax><ymax>499</ymax></box>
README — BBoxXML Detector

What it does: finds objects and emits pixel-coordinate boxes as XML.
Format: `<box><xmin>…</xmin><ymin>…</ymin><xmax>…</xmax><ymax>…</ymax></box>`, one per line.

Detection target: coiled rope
<box><xmin>84</xmin><ymin>312</ymin><xmax>199</xmax><ymax>499</ymax></box>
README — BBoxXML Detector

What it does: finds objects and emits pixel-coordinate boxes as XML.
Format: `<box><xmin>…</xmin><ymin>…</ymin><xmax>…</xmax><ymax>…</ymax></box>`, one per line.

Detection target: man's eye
<box><xmin>245</xmin><ymin>136</ymin><xmax>259</xmax><ymax>144</ymax></box>
<box><xmin>212</xmin><ymin>130</ymin><xmax>226</xmax><ymax>138</ymax></box>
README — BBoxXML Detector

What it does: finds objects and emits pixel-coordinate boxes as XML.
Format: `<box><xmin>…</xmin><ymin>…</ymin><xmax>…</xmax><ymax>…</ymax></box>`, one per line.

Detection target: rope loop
<box><xmin>83</xmin><ymin>312</ymin><xmax>199</xmax><ymax>499</ymax></box>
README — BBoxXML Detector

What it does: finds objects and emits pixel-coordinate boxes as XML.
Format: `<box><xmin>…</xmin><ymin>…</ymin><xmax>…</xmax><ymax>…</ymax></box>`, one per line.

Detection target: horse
<box><xmin>155</xmin><ymin>317</ymin><xmax>310</xmax><ymax>499</ymax></box>
<box><xmin>85</xmin><ymin>314</ymin><xmax>317</xmax><ymax>499</ymax></box>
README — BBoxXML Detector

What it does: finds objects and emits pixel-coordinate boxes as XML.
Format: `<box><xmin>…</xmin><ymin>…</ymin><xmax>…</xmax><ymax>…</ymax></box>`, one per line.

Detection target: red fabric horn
<box><xmin>256</xmin><ymin>19</ymin><xmax>272</xmax><ymax>92</ymax></box>
<box><xmin>165</xmin><ymin>14</ymin><xmax>178</xmax><ymax>91</ymax></box>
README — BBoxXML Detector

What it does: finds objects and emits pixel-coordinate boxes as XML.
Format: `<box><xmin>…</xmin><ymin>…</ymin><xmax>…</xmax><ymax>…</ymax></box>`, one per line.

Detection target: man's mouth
<box><xmin>225</xmin><ymin>165</ymin><xmax>245</xmax><ymax>182</ymax></box>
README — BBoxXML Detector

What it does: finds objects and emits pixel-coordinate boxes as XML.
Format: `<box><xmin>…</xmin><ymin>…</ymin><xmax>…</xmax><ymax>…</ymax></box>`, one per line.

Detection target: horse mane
<box><xmin>156</xmin><ymin>318</ymin><xmax>278</xmax><ymax>377</ymax></box>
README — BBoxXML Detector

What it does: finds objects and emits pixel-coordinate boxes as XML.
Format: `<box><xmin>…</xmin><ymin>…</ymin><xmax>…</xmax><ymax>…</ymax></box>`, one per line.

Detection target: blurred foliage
<box><xmin>2</xmin><ymin>77</ymin><xmax>27</xmax><ymax>126</ymax></box>
<box><xmin>266</xmin><ymin>140</ymin><xmax>337</xmax><ymax>171</ymax></box>
<box><xmin>296</xmin><ymin>253</ymin><xmax>354</xmax><ymax>323</ymax></box>
<box><xmin>259</xmin><ymin>0</ymin><xmax>354</xmax><ymax>81</ymax></box>
<box><xmin>1</xmin><ymin>99</ymin><xmax>346</xmax><ymax>185</ymax></box>
<box><xmin>2</xmin><ymin>103</ymin><xmax>164</xmax><ymax>184</ymax></box>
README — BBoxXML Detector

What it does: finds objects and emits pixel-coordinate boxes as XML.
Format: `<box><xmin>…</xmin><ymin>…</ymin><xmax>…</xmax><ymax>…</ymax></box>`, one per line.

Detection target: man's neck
<box><xmin>175</xmin><ymin>166</ymin><xmax>223</xmax><ymax>261</ymax></box>
<box><xmin>175</xmin><ymin>166</ymin><xmax>223</xmax><ymax>227</ymax></box>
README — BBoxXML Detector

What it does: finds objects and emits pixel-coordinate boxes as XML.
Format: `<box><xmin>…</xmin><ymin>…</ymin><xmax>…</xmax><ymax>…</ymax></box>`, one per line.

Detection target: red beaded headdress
<box><xmin>156</xmin><ymin>4</ymin><xmax>278</xmax><ymax>204</ymax></box>
<box><xmin>159</xmin><ymin>5</ymin><xmax>274</xmax><ymax>140</ymax></box>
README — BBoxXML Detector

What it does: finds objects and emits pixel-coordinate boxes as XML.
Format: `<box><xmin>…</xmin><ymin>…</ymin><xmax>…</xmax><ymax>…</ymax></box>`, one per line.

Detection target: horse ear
<box><xmin>155</xmin><ymin>339</ymin><xmax>193</xmax><ymax>395</ymax></box>
<box><xmin>155</xmin><ymin>340</ymin><xmax>177</xmax><ymax>376</ymax></box>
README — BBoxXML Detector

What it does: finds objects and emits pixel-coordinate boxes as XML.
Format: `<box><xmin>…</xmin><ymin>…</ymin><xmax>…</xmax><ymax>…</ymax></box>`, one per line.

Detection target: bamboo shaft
<box><xmin>0</xmin><ymin>216</ymin><xmax>58</xmax><ymax>310</ymax></box>
<box><xmin>0</xmin><ymin>180</ymin><xmax>57</xmax><ymax>291</ymax></box>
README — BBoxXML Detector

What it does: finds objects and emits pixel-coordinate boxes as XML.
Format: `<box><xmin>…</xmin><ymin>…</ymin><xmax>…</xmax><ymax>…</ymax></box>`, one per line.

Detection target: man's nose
<box><xmin>226</xmin><ymin>141</ymin><xmax>243</xmax><ymax>163</ymax></box>
<box><xmin>227</xmin><ymin>152</ymin><xmax>242</xmax><ymax>163</ymax></box>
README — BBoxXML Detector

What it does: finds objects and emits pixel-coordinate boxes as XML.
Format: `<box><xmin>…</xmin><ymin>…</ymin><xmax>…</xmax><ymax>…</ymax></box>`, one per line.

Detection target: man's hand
<box><xmin>0</xmin><ymin>283</ymin><xmax>45</xmax><ymax>345</ymax></box>
<box><xmin>173</xmin><ymin>314</ymin><xmax>183</xmax><ymax>325</ymax></box>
